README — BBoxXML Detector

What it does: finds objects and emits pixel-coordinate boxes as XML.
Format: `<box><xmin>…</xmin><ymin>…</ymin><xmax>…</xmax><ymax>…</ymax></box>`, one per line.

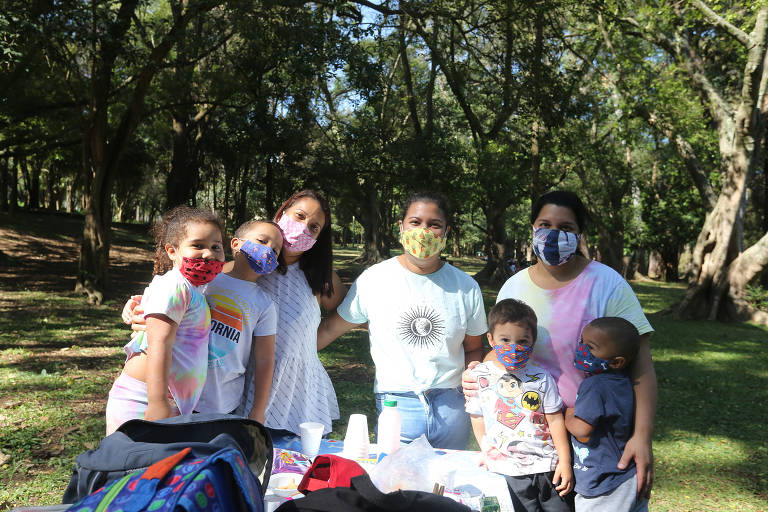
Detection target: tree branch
<box><xmin>691</xmin><ymin>0</ymin><xmax>753</xmax><ymax>48</ymax></box>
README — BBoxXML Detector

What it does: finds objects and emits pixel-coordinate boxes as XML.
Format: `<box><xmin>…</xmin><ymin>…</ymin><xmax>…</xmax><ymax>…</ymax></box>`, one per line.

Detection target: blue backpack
<box><xmin>66</xmin><ymin>446</ymin><xmax>263</xmax><ymax>512</ymax></box>
<box><xmin>63</xmin><ymin>414</ymin><xmax>272</xmax><ymax>505</ymax></box>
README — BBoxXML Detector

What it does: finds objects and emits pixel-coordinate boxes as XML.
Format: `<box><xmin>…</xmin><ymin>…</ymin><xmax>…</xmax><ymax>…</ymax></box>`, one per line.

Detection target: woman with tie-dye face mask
<box><xmin>318</xmin><ymin>192</ymin><xmax>488</xmax><ymax>450</ymax></box>
<box><xmin>462</xmin><ymin>191</ymin><xmax>658</xmax><ymax>504</ymax></box>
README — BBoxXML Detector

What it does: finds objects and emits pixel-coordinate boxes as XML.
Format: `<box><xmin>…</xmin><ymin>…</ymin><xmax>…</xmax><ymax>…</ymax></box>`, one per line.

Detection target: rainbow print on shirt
<box><xmin>208</xmin><ymin>294</ymin><xmax>243</xmax><ymax>350</ymax></box>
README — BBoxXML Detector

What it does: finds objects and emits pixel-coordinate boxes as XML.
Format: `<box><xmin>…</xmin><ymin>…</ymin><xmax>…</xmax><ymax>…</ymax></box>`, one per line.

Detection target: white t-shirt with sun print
<box><xmin>337</xmin><ymin>257</ymin><xmax>488</xmax><ymax>393</ymax></box>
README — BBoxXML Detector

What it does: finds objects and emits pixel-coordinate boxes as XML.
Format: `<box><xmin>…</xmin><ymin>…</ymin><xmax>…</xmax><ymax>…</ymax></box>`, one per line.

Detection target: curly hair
<box><xmin>151</xmin><ymin>205</ymin><xmax>225</xmax><ymax>275</ymax></box>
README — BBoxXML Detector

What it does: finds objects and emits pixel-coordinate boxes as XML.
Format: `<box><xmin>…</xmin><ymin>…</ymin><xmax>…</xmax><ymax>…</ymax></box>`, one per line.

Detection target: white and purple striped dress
<box><xmin>256</xmin><ymin>262</ymin><xmax>339</xmax><ymax>434</ymax></box>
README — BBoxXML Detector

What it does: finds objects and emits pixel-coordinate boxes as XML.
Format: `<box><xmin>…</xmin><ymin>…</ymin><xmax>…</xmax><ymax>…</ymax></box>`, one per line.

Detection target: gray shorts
<box><xmin>575</xmin><ymin>474</ymin><xmax>648</xmax><ymax>512</ymax></box>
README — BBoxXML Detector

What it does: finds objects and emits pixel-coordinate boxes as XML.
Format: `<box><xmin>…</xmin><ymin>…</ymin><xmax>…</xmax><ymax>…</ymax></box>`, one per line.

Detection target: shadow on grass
<box><xmin>652</xmin><ymin>315</ymin><xmax>768</xmax><ymax>499</ymax></box>
<box><xmin>0</xmin><ymin>353</ymin><xmax>121</xmax><ymax>375</ymax></box>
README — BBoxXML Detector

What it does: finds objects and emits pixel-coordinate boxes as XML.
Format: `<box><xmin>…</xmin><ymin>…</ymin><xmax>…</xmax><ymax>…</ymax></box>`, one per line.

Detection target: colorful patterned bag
<box><xmin>66</xmin><ymin>447</ymin><xmax>263</xmax><ymax>512</ymax></box>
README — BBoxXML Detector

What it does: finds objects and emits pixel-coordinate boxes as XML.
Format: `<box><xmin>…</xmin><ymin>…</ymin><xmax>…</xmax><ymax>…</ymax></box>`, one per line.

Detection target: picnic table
<box><xmin>264</xmin><ymin>435</ymin><xmax>515</xmax><ymax>512</ymax></box>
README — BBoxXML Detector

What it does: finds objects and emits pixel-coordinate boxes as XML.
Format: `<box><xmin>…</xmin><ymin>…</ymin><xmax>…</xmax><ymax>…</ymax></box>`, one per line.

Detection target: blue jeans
<box><xmin>375</xmin><ymin>387</ymin><xmax>470</xmax><ymax>450</ymax></box>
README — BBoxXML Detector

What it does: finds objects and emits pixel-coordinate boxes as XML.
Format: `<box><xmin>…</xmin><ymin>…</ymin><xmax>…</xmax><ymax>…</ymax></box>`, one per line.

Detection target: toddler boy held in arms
<box><xmin>466</xmin><ymin>299</ymin><xmax>573</xmax><ymax>512</ymax></box>
<box><xmin>565</xmin><ymin>317</ymin><xmax>649</xmax><ymax>512</ymax></box>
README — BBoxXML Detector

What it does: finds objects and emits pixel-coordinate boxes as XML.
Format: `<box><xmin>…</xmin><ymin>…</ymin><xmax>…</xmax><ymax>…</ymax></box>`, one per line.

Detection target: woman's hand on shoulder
<box><xmin>121</xmin><ymin>295</ymin><xmax>147</xmax><ymax>333</ymax></box>
<box><xmin>461</xmin><ymin>362</ymin><xmax>481</xmax><ymax>399</ymax></box>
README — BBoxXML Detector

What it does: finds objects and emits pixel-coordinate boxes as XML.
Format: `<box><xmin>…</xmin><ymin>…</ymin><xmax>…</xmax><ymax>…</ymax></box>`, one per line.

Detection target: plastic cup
<box><xmin>342</xmin><ymin>414</ymin><xmax>370</xmax><ymax>459</ymax></box>
<box><xmin>299</xmin><ymin>421</ymin><xmax>324</xmax><ymax>459</ymax></box>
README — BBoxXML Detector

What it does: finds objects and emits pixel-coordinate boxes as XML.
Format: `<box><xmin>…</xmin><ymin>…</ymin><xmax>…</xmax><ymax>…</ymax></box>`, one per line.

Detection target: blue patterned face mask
<box><xmin>237</xmin><ymin>239</ymin><xmax>279</xmax><ymax>275</ymax></box>
<box><xmin>573</xmin><ymin>340</ymin><xmax>611</xmax><ymax>374</ymax></box>
<box><xmin>532</xmin><ymin>227</ymin><xmax>579</xmax><ymax>266</ymax></box>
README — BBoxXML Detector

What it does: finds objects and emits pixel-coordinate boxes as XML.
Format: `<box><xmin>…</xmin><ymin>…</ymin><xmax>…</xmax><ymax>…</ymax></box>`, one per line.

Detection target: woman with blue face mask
<box><xmin>463</xmin><ymin>191</ymin><xmax>658</xmax><ymax>506</ymax></box>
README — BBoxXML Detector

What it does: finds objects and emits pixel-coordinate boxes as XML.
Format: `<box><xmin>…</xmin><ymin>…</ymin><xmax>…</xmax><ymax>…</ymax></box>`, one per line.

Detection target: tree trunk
<box><xmin>677</xmin><ymin>125</ymin><xmax>760</xmax><ymax>320</ymax></box>
<box><xmin>265</xmin><ymin>157</ymin><xmax>275</xmax><ymax>218</ymax></box>
<box><xmin>595</xmin><ymin>222</ymin><xmax>624</xmax><ymax>273</ymax></box>
<box><xmin>0</xmin><ymin>157</ymin><xmax>7</xmax><ymax>211</ymax></box>
<box><xmin>474</xmin><ymin>202</ymin><xmax>511</xmax><ymax>285</ymax></box>
<box><xmin>660</xmin><ymin>245</ymin><xmax>679</xmax><ymax>282</ymax></box>
<box><xmin>10</xmin><ymin>156</ymin><xmax>18</xmax><ymax>211</ymax></box>
<box><xmin>166</xmin><ymin>115</ymin><xmax>200</xmax><ymax>207</ymax></box>
<box><xmin>75</xmin><ymin>0</ymin><xmax>218</xmax><ymax>303</ymax></box>
<box><xmin>354</xmin><ymin>181</ymin><xmax>389</xmax><ymax>265</ymax></box>
<box><xmin>29</xmin><ymin>158</ymin><xmax>41</xmax><ymax>209</ymax></box>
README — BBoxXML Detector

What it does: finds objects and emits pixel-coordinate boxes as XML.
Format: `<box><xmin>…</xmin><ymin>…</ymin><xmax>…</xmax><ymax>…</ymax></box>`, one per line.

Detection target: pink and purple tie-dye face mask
<box><xmin>277</xmin><ymin>216</ymin><xmax>318</xmax><ymax>252</ymax></box>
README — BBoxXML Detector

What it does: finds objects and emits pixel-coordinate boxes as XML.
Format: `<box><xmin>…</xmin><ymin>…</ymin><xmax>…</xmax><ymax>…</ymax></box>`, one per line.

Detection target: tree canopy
<box><xmin>1</xmin><ymin>0</ymin><xmax>767</xmax><ymax>322</ymax></box>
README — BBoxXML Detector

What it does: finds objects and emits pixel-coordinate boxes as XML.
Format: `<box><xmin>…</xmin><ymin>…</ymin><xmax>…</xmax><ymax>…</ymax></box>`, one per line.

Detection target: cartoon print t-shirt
<box><xmin>195</xmin><ymin>272</ymin><xmax>277</xmax><ymax>414</ymax></box>
<box><xmin>337</xmin><ymin>257</ymin><xmax>488</xmax><ymax>393</ymax></box>
<box><xmin>466</xmin><ymin>362</ymin><xmax>563</xmax><ymax>477</ymax></box>
<box><xmin>124</xmin><ymin>267</ymin><xmax>211</xmax><ymax>415</ymax></box>
<box><xmin>496</xmin><ymin>260</ymin><xmax>653</xmax><ymax>407</ymax></box>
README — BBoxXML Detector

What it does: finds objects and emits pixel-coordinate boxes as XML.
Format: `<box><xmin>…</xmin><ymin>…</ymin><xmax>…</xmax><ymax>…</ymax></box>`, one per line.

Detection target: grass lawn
<box><xmin>0</xmin><ymin>212</ymin><xmax>766</xmax><ymax>510</ymax></box>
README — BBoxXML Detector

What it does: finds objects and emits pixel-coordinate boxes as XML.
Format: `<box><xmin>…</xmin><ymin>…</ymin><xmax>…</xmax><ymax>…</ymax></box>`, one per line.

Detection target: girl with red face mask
<box><xmin>106</xmin><ymin>206</ymin><xmax>226</xmax><ymax>435</ymax></box>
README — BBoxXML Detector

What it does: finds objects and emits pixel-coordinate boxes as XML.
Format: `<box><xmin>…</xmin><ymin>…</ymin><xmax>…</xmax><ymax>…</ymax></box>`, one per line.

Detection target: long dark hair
<box><xmin>273</xmin><ymin>190</ymin><xmax>334</xmax><ymax>297</ymax></box>
<box><xmin>151</xmin><ymin>205</ymin><xmax>225</xmax><ymax>275</ymax></box>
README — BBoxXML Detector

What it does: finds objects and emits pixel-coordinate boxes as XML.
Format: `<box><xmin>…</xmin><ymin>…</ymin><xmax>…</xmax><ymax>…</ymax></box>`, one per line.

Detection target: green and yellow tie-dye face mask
<box><xmin>400</xmin><ymin>227</ymin><xmax>447</xmax><ymax>259</ymax></box>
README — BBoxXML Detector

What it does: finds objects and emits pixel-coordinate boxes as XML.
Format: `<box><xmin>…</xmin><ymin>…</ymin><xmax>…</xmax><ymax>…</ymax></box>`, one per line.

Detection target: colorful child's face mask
<box><xmin>493</xmin><ymin>343</ymin><xmax>533</xmax><ymax>371</ymax></box>
<box><xmin>573</xmin><ymin>340</ymin><xmax>611</xmax><ymax>374</ymax></box>
<box><xmin>179</xmin><ymin>257</ymin><xmax>224</xmax><ymax>286</ymax></box>
<box><xmin>238</xmin><ymin>239</ymin><xmax>279</xmax><ymax>275</ymax></box>
<box><xmin>400</xmin><ymin>227</ymin><xmax>446</xmax><ymax>259</ymax></box>
<box><xmin>532</xmin><ymin>227</ymin><xmax>580</xmax><ymax>266</ymax></box>
<box><xmin>277</xmin><ymin>216</ymin><xmax>317</xmax><ymax>252</ymax></box>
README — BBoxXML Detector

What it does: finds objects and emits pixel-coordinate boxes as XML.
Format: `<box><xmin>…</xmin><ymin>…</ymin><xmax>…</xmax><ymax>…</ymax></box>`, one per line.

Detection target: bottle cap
<box><xmin>383</xmin><ymin>399</ymin><xmax>397</xmax><ymax>407</ymax></box>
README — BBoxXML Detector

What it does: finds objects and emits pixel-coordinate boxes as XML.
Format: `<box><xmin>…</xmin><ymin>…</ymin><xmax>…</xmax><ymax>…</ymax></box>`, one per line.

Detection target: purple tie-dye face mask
<box><xmin>238</xmin><ymin>239</ymin><xmax>279</xmax><ymax>275</ymax></box>
<box><xmin>532</xmin><ymin>227</ymin><xmax>580</xmax><ymax>266</ymax></box>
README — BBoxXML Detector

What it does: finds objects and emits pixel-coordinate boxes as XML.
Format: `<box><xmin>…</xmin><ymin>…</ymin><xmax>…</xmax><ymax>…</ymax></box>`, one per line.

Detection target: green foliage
<box><xmin>745</xmin><ymin>284</ymin><xmax>768</xmax><ymax>312</ymax></box>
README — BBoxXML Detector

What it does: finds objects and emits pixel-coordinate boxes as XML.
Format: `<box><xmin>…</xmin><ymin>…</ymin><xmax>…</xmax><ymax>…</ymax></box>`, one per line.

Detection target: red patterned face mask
<box><xmin>179</xmin><ymin>257</ymin><xmax>224</xmax><ymax>286</ymax></box>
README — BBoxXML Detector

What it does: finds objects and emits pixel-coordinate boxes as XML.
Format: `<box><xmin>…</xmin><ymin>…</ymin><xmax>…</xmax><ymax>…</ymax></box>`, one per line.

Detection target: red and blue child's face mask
<box><xmin>493</xmin><ymin>343</ymin><xmax>533</xmax><ymax>371</ymax></box>
<box><xmin>573</xmin><ymin>340</ymin><xmax>611</xmax><ymax>374</ymax></box>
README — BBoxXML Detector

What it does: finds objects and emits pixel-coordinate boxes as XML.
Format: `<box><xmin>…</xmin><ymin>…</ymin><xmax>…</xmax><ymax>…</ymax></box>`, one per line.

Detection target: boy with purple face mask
<box><xmin>466</xmin><ymin>299</ymin><xmax>574</xmax><ymax>512</ymax></box>
<box><xmin>566</xmin><ymin>317</ymin><xmax>648</xmax><ymax>512</ymax></box>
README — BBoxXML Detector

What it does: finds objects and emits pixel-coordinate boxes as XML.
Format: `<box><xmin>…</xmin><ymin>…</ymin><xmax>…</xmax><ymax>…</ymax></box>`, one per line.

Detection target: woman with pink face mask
<box><xmin>255</xmin><ymin>190</ymin><xmax>346</xmax><ymax>436</ymax></box>
<box><xmin>123</xmin><ymin>190</ymin><xmax>346</xmax><ymax>437</ymax></box>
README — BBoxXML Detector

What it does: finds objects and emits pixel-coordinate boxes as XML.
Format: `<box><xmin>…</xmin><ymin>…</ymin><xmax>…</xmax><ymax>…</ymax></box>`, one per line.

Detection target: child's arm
<box><xmin>564</xmin><ymin>406</ymin><xmax>595</xmax><ymax>442</ymax></box>
<box><xmin>248</xmin><ymin>333</ymin><xmax>275</xmax><ymax>423</ymax></box>
<box><xmin>545</xmin><ymin>410</ymin><xmax>573</xmax><ymax>496</ymax></box>
<box><xmin>469</xmin><ymin>414</ymin><xmax>491</xmax><ymax>466</ymax></box>
<box><xmin>144</xmin><ymin>314</ymin><xmax>178</xmax><ymax>421</ymax></box>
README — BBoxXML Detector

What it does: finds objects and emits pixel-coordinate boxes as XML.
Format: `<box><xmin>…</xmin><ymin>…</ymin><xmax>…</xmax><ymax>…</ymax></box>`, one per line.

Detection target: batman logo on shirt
<box><xmin>521</xmin><ymin>391</ymin><xmax>541</xmax><ymax>411</ymax></box>
<box><xmin>397</xmin><ymin>304</ymin><xmax>445</xmax><ymax>348</ymax></box>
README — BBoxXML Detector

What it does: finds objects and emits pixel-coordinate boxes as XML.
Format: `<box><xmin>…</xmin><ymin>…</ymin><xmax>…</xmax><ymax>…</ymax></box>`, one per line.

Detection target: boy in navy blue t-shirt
<box><xmin>565</xmin><ymin>317</ymin><xmax>649</xmax><ymax>512</ymax></box>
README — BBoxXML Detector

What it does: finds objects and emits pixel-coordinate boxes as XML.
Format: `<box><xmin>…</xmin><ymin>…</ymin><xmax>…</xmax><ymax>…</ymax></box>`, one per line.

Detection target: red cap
<box><xmin>297</xmin><ymin>454</ymin><xmax>366</xmax><ymax>494</ymax></box>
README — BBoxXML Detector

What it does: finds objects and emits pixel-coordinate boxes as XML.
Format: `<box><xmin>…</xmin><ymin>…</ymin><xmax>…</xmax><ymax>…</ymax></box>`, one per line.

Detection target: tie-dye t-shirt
<box><xmin>496</xmin><ymin>261</ymin><xmax>652</xmax><ymax>407</ymax></box>
<box><xmin>124</xmin><ymin>267</ymin><xmax>211</xmax><ymax>415</ymax></box>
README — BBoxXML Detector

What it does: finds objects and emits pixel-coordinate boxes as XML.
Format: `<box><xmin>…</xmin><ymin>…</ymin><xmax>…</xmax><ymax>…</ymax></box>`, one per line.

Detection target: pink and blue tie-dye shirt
<box><xmin>497</xmin><ymin>261</ymin><xmax>653</xmax><ymax>407</ymax></box>
<box><xmin>124</xmin><ymin>267</ymin><xmax>211</xmax><ymax>415</ymax></box>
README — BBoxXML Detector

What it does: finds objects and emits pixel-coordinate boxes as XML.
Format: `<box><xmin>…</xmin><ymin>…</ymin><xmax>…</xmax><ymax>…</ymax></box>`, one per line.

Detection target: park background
<box><xmin>1</xmin><ymin>0</ymin><xmax>767</xmax><ymax>510</ymax></box>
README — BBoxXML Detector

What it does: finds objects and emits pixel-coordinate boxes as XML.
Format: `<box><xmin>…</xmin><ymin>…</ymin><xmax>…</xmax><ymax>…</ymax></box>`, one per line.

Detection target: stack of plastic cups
<box><xmin>342</xmin><ymin>414</ymin><xmax>370</xmax><ymax>460</ymax></box>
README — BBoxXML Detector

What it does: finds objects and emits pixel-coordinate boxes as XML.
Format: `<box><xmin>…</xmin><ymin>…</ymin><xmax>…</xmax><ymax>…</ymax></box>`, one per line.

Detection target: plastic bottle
<box><xmin>376</xmin><ymin>398</ymin><xmax>401</xmax><ymax>457</ymax></box>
